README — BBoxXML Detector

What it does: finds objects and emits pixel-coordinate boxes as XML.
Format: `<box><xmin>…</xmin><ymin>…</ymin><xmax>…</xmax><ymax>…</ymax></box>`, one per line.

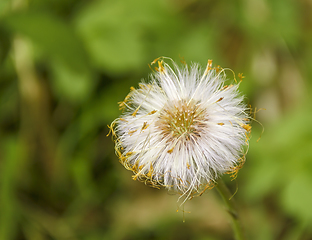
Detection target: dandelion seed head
<box><xmin>110</xmin><ymin>57</ymin><xmax>251</xmax><ymax>201</ymax></box>
<box><xmin>156</xmin><ymin>99</ymin><xmax>206</xmax><ymax>141</ymax></box>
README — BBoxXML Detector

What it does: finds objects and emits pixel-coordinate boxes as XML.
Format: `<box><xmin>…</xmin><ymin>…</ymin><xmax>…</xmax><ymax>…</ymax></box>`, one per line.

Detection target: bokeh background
<box><xmin>1</xmin><ymin>0</ymin><xmax>312</xmax><ymax>239</ymax></box>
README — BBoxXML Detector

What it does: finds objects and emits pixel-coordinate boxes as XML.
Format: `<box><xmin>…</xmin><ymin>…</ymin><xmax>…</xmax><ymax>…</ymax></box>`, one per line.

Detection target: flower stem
<box><xmin>215</xmin><ymin>178</ymin><xmax>247</xmax><ymax>240</ymax></box>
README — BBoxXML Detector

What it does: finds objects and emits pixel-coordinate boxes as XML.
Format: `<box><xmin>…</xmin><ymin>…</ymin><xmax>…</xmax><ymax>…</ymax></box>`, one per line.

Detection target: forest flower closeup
<box><xmin>109</xmin><ymin>57</ymin><xmax>251</xmax><ymax>201</ymax></box>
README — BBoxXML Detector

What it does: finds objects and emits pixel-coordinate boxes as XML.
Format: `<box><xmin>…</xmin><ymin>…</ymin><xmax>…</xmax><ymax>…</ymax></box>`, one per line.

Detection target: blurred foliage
<box><xmin>0</xmin><ymin>0</ymin><xmax>312</xmax><ymax>239</ymax></box>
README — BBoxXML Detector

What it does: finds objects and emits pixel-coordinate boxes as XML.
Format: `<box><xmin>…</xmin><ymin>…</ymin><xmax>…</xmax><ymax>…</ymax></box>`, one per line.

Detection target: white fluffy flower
<box><xmin>110</xmin><ymin>57</ymin><xmax>251</xmax><ymax>200</ymax></box>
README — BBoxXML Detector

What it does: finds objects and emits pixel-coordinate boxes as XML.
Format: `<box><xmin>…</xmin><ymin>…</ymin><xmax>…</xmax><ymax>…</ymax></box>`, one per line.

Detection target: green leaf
<box><xmin>0</xmin><ymin>137</ymin><xmax>24</xmax><ymax>240</ymax></box>
<box><xmin>269</xmin><ymin>0</ymin><xmax>300</xmax><ymax>47</ymax></box>
<box><xmin>74</xmin><ymin>0</ymin><xmax>145</xmax><ymax>74</ymax></box>
<box><xmin>282</xmin><ymin>174</ymin><xmax>312</xmax><ymax>221</ymax></box>
<box><xmin>51</xmin><ymin>60</ymin><xmax>94</xmax><ymax>103</ymax></box>
<box><xmin>3</xmin><ymin>10</ymin><xmax>89</xmax><ymax>71</ymax></box>
<box><xmin>0</xmin><ymin>0</ymin><xmax>11</xmax><ymax>18</ymax></box>
<box><xmin>74</xmin><ymin>0</ymin><xmax>172</xmax><ymax>74</ymax></box>
<box><xmin>0</xmin><ymin>26</ymin><xmax>11</xmax><ymax>65</ymax></box>
<box><xmin>243</xmin><ymin>101</ymin><xmax>312</xmax><ymax>204</ymax></box>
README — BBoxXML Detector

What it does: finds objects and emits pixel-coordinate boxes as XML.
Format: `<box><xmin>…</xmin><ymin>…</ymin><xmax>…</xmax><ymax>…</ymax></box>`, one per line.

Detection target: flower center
<box><xmin>157</xmin><ymin>100</ymin><xmax>207</xmax><ymax>140</ymax></box>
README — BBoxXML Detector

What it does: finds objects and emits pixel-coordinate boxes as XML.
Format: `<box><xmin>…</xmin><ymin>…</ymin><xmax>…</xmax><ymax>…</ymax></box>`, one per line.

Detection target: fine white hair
<box><xmin>110</xmin><ymin>57</ymin><xmax>251</xmax><ymax>201</ymax></box>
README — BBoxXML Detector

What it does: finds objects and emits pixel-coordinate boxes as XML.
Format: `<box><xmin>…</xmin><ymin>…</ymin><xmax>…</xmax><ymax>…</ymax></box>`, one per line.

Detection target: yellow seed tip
<box><xmin>242</xmin><ymin>124</ymin><xmax>251</xmax><ymax>132</ymax></box>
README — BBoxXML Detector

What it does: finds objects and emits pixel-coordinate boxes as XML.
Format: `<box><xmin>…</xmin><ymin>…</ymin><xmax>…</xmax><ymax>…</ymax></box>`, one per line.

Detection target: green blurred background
<box><xmin>1</xmin><ymin>0</ymin><xmax>312</xmax><ymax>239</ymax></box>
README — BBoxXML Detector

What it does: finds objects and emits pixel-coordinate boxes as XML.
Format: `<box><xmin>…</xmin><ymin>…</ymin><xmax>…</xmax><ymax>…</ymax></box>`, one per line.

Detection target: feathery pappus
<box><xmin>108</xmin><ymin>57</ymin><xmax>251</xmax><ymax>201</ymax></box>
